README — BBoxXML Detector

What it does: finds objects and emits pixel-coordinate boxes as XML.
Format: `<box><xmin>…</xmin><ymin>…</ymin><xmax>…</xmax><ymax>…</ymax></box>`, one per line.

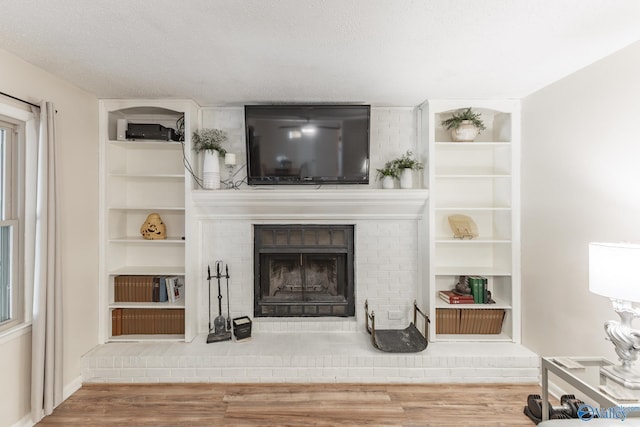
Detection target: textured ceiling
<box><xmin>0</xmin><ymin>0</ymin><xmax>639</xmax><ymax>106</ymax></box>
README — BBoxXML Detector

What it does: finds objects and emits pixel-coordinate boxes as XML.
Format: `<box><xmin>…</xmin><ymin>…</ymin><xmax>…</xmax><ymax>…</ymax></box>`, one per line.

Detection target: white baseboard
<box><xmin>63</xmin><ymin>375</ymin><xmax>82</xmax><ymax>401</ymax></box>
<box><xmin>11</xmin><ymin>375</ymin><xmax>83</xmax><ymax>427</ymax></box>
<box><xmin>10</xmin><ymin>413</ymin><xmax>33</xmax><ymax>427</ymax></box>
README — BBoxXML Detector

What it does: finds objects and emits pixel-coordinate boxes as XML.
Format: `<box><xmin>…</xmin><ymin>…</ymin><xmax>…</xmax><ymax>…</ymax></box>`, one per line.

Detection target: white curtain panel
<box><xmin>30</xmin><ymin>101</ymin><xmax>62</xmax><ymax>423</ymax></box>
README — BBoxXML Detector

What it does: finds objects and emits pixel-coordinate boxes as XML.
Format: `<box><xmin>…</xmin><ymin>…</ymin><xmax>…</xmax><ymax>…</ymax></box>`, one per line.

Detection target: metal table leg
<box><xmin>542</xmin><ymin>360</ymin><xmax>549</xmax><ymax>421</ymax></box>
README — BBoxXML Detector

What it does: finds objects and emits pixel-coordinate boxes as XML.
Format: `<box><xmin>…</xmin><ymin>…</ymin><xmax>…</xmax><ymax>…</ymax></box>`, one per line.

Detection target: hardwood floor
<box><xmin>37</xmin><ymin>383</ymin><xmax>539</xmax><ymax>426</ymax></box>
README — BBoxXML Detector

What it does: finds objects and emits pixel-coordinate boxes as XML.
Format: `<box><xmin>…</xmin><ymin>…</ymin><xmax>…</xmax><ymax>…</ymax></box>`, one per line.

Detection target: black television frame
<box><xmin>244</xmin><ymin>104</ymin><xmax>371</xmax><ymax>186</ymax></box>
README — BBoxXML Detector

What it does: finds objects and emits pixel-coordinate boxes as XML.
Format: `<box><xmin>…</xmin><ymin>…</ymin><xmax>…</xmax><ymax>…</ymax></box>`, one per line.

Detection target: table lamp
<box><xmin>223</xmin><ymin>152</ymin><xmax>237</xmax><ymax>188</ymax></box>
<box><xmin>589</xmin><ymin>242</ymin><xmax>640</xmax><ymax>389</ymax></box>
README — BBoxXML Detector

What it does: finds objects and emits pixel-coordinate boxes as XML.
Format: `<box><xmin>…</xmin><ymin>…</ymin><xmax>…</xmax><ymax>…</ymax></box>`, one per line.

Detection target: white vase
<box><xmin>382</xmin><ymin>176</ymin><xmax>394</xmax><ymax>189</ymax></box>
<box><xmin>451</xmin><ymin>120</ymin><xmax>480</xmax><ymax>142</ymax></box>
<box><xmin>400</xmin><ymin>168</ymin><xmax>413</xmax><ymax>189</ymax></box>
<box><xmin>202</xmin><ymin>149</ymin><xmax>221</xmax><ymax>190</ymax></box>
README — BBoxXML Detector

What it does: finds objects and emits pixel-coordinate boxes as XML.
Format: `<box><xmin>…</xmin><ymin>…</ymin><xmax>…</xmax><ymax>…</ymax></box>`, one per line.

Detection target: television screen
<box><xmin>245</xmin><ymin>105</ymin><xmax>370</xmax><ymax>185</ymax></box>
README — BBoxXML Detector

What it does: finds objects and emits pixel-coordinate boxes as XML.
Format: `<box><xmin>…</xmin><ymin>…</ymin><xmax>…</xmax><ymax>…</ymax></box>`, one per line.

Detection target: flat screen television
<box><xmin>245</xmin><ymin>104</ymin><xmax>370</xmax><ymax>185</ymax></box>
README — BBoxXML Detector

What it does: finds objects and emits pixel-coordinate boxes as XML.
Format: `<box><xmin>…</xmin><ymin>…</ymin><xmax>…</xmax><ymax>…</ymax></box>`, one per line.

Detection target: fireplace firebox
<box><xmin>254</xmin><ymin>225</ymin><xmax>355</xmax><ymax>317</ymax></box>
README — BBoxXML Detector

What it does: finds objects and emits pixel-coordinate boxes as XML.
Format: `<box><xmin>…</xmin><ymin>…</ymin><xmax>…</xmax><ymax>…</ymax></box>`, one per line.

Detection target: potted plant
<box><xmin>392</xmin><ymin>151</ymin><xmax>423</xmax><ymax>189</ymax></box>
<box><xmin>192</xmin><ymin>128</ymin><xmax>228</xmax><ymax>189</ymax></box>
<box><xmin>375</xmin><ymin>161</ymin><xmax>399</xmax><ymax>189</ymax></box>
<box><xmin>440</xmin><ymin>107</ymin><xmax>487</xmax><ymax>142</ymax></box>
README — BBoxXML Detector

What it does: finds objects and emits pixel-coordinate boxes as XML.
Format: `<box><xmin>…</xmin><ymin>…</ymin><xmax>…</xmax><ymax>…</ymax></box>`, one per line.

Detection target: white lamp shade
<box><xmin>589</xmin><ymin>242</ymin><xmax>640</xmax><ymax>302</ymax></box>
<box><xmin>224</xmin><ymin>153</ymin><xmax>236</xmax><ymax>166</ymax></box>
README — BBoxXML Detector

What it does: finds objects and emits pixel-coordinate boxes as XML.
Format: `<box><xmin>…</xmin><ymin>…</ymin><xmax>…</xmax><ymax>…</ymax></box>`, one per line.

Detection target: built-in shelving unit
<box><xmin>99</xmin><ymin>100</ymin><xmax>198</xmax><ymax>343</ymax></box>
<box><xmin>422</xmin><ymin>100</ymin><xmax>521</xmax><ymax>342</ymax></box>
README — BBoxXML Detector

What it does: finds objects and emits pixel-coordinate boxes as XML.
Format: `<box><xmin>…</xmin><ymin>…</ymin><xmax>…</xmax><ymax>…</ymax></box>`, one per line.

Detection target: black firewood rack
<box><xmin>364</xmin><ymin>300</ymin><xmax>429</xmax><ymax>353</ymax></box>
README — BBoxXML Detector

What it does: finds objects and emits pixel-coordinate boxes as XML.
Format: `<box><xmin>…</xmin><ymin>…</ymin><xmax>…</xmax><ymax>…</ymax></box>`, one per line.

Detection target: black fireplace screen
<box><xmin>254</xmin><ymin>225</ymin><xmax>355</xmax><ymax>317</ymax></box>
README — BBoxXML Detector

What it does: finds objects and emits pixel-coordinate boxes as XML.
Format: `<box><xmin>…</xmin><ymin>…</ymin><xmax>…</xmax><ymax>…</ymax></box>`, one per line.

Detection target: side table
<box><xmin>541</xmin><ymin>356</ymin><xmax>640</xmax><ymax>421</ymax></box>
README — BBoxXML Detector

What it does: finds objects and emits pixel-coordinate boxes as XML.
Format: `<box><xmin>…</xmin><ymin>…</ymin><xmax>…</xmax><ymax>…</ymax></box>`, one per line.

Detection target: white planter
<box><xmin>382</xmin><ymin>176</ymin><xmax>394</xmax><ymax>189</ymax></box>
<box><xmin>202</xmin><ymin>149</ymin><xmax>221</xmax><ymax>190</ymax></box>
<box><xmin>400</xmin><ymin>168</ymin><xmax>413</xmax><ymax>189</ymax></box>
<box><xmin>451</xmin><ymin>120</ymin><xmax>480</xmax><ymax>142</ymax></box>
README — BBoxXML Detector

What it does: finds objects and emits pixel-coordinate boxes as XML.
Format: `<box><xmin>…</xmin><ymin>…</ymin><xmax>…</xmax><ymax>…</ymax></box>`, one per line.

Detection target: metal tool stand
<box><xmin>207</xmin><ymin>261</ymin><xmax>231</xmax><ymax>343</ymax></box>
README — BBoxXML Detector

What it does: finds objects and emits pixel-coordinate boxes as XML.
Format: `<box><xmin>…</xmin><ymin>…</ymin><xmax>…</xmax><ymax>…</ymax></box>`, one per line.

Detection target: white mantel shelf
<box><xmin>191</xmin><ymin>188</ymin><xmax>429</xmax><ymax>220</ymax></box>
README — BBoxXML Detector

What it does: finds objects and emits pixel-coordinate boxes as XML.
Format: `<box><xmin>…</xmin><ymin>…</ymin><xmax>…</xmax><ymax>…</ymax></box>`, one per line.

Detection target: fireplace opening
<box><xmin>254</xmin><ymin>225</ymin><xmax>355</xmax><ymax>317</ymax></box>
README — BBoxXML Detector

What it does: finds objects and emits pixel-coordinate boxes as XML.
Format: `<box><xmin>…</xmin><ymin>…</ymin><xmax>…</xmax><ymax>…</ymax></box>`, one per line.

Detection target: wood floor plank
<box><xmin>37</xmin><ymin>383</ymin><xmax>539</xmax><ymax>426</ymax></box>
<box><xmin>223</xmin><ymin>390</ymin><xmax>391</xmax><ymax>402</ymax></box>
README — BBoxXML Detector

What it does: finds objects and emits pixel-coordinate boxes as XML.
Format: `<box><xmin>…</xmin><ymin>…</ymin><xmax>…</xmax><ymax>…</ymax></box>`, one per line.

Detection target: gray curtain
<box><xmin>30</xmin><ymin>101</ymin><xmax>62</xmax><ymax>422</ymax></box>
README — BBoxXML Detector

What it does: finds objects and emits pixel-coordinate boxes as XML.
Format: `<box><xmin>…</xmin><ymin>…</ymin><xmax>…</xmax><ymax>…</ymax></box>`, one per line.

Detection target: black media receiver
<box><xmin>126</xmin><ymin>123</ymin><xmax>178</xmax><ymax>141</ymax></box>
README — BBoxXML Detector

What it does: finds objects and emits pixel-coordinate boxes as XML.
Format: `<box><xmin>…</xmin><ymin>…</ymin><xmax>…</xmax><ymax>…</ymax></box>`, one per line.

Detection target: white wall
<box><xmin>521</xmin><ymin>41</ymin><xmax>640</xmax><ymax>358</ymax></box>
<box><xmin>0</xmin><ymin>48</ymin><xmax>99</xmax><ymax>426</ymax></box>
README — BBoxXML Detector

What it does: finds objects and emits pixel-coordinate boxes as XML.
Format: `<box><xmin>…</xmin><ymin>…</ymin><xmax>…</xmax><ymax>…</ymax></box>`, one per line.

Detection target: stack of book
<box><xmin>435</xmin><ymin>308</ymin><xmax>505</xmax><ymax>334</ymax></box>
<box><xmin>467</xmin><ymin>276</ymin><xmax>489</xmax><ymax>304</ymax></box>
<box><xmin>438</xmin><ymin>290</ymin><xmax>474</xmax><ymax>304</ymax></box>
<box><xmin>439</xmin><ymin>276</ymin><xmax>491</xmax><ymax>304</ymax></box>
<box><xmin>111</xmin><ymin>308</ymin><xmax>185</xmax><ymax>336</ymax></box>
<box><xmin>114</xmin><ymin>275</ymin><xmax>184</xmax><ymax>303</ymax></box>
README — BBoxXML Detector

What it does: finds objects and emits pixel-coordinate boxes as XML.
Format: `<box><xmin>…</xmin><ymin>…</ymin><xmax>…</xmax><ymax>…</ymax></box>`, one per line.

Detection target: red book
<box><xmin>439</xmin><ymin>290</ymin><xmax>475</xmax><ymax>304</ymax></box>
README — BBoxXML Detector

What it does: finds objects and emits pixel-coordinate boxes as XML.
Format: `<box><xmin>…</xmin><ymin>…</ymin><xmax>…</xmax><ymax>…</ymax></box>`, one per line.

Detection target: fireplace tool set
<box><xmin>207</xmin><ymin>261</ymin><xmax>232</xmax><ymax>343</ymax></box>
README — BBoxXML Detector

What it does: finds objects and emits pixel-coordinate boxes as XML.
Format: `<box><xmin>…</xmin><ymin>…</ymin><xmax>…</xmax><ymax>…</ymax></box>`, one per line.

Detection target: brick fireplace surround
<box><xmin>82</xmin><ymin>189</ymin><xmax>539</xmax><ymax>384</ymax></box>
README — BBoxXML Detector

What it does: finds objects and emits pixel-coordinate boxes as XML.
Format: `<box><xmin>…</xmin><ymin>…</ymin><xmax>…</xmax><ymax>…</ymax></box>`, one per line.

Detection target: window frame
<box><xmin>0</xmin><ymin>115</ymin><xmax>25</xmax><ymax>333</ymax></box>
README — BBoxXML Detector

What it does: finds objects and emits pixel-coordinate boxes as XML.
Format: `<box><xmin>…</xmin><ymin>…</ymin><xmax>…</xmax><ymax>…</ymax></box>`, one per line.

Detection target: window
<box><xmin>0</xmin><ymin>117</ymin><xmax>23</xmax><ymax>332</ymax></box>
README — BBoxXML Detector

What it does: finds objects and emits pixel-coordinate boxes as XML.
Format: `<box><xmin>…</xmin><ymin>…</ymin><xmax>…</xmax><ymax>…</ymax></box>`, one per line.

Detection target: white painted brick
<box><xmin>145</xmin><ymin>356</ymin><xmax>165</xmax><ymax>368</ymax></box>
<box><xmin>373</xmin><ymin>367</ymin><xmax>400</xmax><ymax>377</ymax></box>
<box><xmin>120</xmin><ymin>368</ymin><xmax>145</xmax><ymax>378</ymax></box>
<box><xmin>131</xmin><ymin>377</ymin><xmax>158</xmax><ymax>383</ymax></box>
<box><xmin>221</xmin><ymin>367</ymin><xmax>246</xmax><ymax>378</ymax></box>
<box><xmin>158</xmin><ymin>377</ymin><xmax>182</xmax><ymax>383</ymax></box>
<box><xmin>271</xmin><ymin>367</ymin><xmax>298</xmax><ymax>378</ymax></box>
<box><xmin>399</xmin><ymin>368</ymin><xmax>425</xmax><ymax>378</ymax></box>
<box><xmin>199</xmin><ymin>355</ymin><xmax>217</xmax><ymax>366</ymax></box>
<box><xmin>146</xmin><ymin>368</ymin><xmax>169</xmax><ymax>377</ymax></box>
<box><xmin>347</xmin><ymin>367</ymin><xmax>374</xmax><ymax>377</ymax></box>
<box><xmin>95</xmin><ymin>357</ymin><xmax>115</xmax><ymax>368</ymax></box>
<box><xmin>246</xmin><ymin>368</ymin><xmax>272</xmax><ymax>377</ymax></box>
<box><xmin>104</xmin><ymin>377</ymin><xmax>132</xmax><ymax>383</ymax></box>
<box><xmin>290</xmin><ymin>367</ymin><xmax>319</xmax><ymax>378</ymax></box>
<box><xmin>323</xmin><ymin>367</ymin><xmax>348</xmax><ymax>378</ymax></box>
<box><xmin>422</xmin><ymin>368</ymin><xmax>451</xmax><ymax>378</ymax></box>
<box><xmin>195</xmin><ymin>368</ymin><xmax>222</xmax><ymax>378</ymax></box>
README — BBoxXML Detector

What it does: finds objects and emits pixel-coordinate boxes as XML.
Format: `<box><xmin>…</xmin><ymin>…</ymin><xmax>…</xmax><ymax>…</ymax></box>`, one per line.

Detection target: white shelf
<box><xmin>108</xmin><ymin>334</ymin><xmax>185</xmax><ymax>342</ymax></box>
<box><xmin>110</xmin><ymin>301</ymin><xmax>185</xmax><ymax>309</ymax></box>
<box><xmin>108</xmin><ymin>140</ymin><xmax>183</xmax><ymax>147</ymax></box>
<box><xmin>108</xmin><ymin>206</ymin><xmax>185</xmax><ymax>211</ymax></box>
<box><xmin>434</xmin><ymin>333</ymin><xmax>513</xmax><ymax>342</ymax></box>
<box><xmin>99</xmin><ymin>100</ymin><xmax>198</xmax><ymax>344</ymax></box>
<box><xmin>192</xmin><ymin>188</ymin><xmax>429</xmax><ymax>219</ymax></box>
<box><xmin>435</xmin><ymin>267</ymin><xmax>512</xmax><ymax>277</ymax></box>
<box><xmin>435</xmin><ymin>299</ymin><xmax>512</xmax><ymax>310</ymax></box>
<box><xmin>435</xmin><ymin>237</ymin><xmax>511</xmax><ymax>244</ymax></box>
<box><xmin>109</xmin><ymin>266</ymin><xmax>186</xmax><ymax>276</ymax></box>
<box><xmin>434</xmin><ymin>141</ymin><xmax>511</xmax><ymax>146</ymax></box>
<box><xmin>109</xmin><ymin>236</ymin><xmax>185</xmax><ymax>244</ymax></box>
<box><xmin>425</xmin><ymin>99</ymin><xmax>521</xmax><ymax>343</ymax></box>
<box><xmin>435</xmin><ymin>171</ymin><xmax>511</xmax><ymax>178</ymax></box>
<box><xmin>110</xmin><ymin>173</ymin><xmax>185</xmax><ymax>179</ymax></box>
<box><xmin>434</xmin><ymin>205</ymin><xmax>511</xmax><ymax>211</ymax></box>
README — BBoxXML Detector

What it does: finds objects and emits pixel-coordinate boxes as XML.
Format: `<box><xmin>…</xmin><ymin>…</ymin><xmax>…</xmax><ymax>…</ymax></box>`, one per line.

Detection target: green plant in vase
<box><xmin>192</xmin><ymin>128</ymin><xmax>228</xmax><ymax>189</ymax></box>
<box><xmin>440</xmin><ymin>107</ymin><xmax>487</xmax><ymax>142</ymax></box>
<box><xmin>376</xmin><ymin>161</ymin><xmax>399</xmax><ymax>189</ymax></box>
<box><xmin>392</xmin><ymin>151</ymin><xmax>423</xmax><ymax>189</ymax></box>
<box><xmin>192</xmin><ymin>128</ymin><xmax>228</xmax><ymax>155</ymax></box>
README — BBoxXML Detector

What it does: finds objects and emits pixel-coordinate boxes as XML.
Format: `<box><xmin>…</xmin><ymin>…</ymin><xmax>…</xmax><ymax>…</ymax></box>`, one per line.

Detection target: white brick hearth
<box><xmin>82</xmin><ymin>332</ymin><xmax>540</xmax><ymax>384</ymax></box>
